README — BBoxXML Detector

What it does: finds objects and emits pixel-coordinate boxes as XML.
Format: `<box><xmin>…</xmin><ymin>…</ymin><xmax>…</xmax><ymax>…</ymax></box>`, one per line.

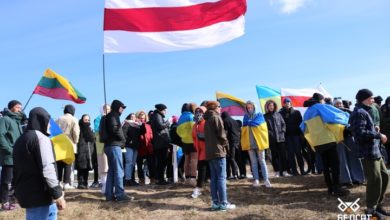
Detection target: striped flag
<box><xmin>216</xmin><ymin>91</ymin><xmax>246</xmax><ymax>116</ymax></box>
<box><xmin>33</xmin><ymin>69</ymin><xmax>86</xmax><ymax>104</ymax></box>
<box><xmin>256</xmin><ymin>85</ymin><xmax>281</xmax><ymax>113</ymax></box>
<box><xmin>281</xmin><ymin>86</ymin><xmax>332</xmax><ymax>107</ymax></box>
<box><xmin>49</xmin><ymin>119</ymin><xmax>75</xmax><ymax>165</ymax></box>
<box><xmin>104</xmin><ymin>0</ymin><xmax>247</xmax><ymax>53</ymax></box>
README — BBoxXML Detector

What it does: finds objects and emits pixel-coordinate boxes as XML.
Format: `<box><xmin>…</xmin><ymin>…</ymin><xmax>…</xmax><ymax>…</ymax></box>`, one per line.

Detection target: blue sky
<box><xmin>0</xmin><ymin>0</ymin><xmax>389</xmax><ymax>121</ymax></box>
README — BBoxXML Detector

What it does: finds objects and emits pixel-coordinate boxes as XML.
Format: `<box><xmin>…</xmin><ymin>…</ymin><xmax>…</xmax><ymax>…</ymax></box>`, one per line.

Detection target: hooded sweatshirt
<box><xmin>203</xmin><ymin>109</ymin><xmax>228</xmax><ymax>160</ymax></box>
<box><xmin>13</xmin><ymin>107</ymin><xmax>63</xmax><ymax>208</ymax></box>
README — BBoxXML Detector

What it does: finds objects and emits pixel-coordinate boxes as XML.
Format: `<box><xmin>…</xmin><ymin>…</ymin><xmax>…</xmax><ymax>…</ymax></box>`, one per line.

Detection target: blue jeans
<box><xmin>104</xmin><ymin>145</ymin><xmax>125</xmax><ymax>200</ymax></box>
<box><xmin>124</xmin><ymin>147</ymin><xmax>138</xmax><ymax>180</ymax></box>
<box><xmin>248</xmin><ymin>149</ymin><xmax>269</xmax><ymax>181</ymax></box>
<box><xmin>208</xmin><ymin>158</ymin><xmax>227</xmax><ymax>205</ymax></box>
<box><xmin>26</xmin><ymin>203</ymin><xmax>57</xmax><ymax>220</ymax></box>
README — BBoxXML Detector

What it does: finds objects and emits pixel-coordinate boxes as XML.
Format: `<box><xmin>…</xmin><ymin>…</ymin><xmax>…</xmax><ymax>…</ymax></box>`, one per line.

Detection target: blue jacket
<box><xmin>350</xmin><ymin>103</ymin><xmax>382</xmax><ymax>159</ymax></box>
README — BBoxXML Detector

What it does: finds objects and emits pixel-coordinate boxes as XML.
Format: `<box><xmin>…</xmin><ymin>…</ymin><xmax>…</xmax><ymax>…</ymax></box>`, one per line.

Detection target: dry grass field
<box><xmin>1</xmin><ymin>173</ymin><xmax>387</xmax><ymax>220</ymax></box>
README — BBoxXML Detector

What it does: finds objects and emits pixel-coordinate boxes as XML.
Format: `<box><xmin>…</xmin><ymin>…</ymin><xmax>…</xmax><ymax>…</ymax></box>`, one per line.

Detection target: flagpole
<box><xmin>103</xmin><ymin>54</ymin><xmax>107</xmax><ymax>109</ymax></box>
<box><xmin>23</xmin><ymin>93</ymin><xmax>34</xmax><ymax>112</ymax></box>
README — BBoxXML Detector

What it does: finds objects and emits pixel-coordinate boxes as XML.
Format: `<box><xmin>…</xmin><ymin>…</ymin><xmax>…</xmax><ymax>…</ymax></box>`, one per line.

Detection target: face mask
<box><xmin>194</xmin><ymin>112</ymin><xmax>203</xmax><ymax>123</ymax></box>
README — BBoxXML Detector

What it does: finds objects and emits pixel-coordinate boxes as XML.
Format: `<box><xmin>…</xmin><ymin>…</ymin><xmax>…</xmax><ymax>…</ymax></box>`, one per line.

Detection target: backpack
<box><xmin>99</xmin><ymin>115</ymin><xmax>108</xmax><ymax>143</ymax></box>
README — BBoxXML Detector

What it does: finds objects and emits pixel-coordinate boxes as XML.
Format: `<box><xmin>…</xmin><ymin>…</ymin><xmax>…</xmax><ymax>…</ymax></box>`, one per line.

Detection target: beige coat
<box><xmin>56</xmin><ymin>113</ymin><xmax>80</xmax><ymax>153</ymax></box>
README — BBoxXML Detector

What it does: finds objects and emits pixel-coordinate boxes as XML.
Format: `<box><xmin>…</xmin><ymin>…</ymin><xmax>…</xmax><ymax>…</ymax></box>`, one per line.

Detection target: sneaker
<box><xmin>365</xmin><ymin>210</ymin><xmax>385</xmax><ymax>220</ymax></box>
<box><xmin>63</xmin><ymin>183</ymin><xmax>75</xmax><ymax>190</ymax></box>
<box><xmin>264</xmin><ymin>180</ymin><xmax>272</xmax><ymax>188</ymax></box>
<box><xmin>219</xmin><ymin>203</ymin><xmax>236</xmax><ymax>211</ymax></box>
<box><xmin>191</xmin><ymin>188</ymin><xmax>202</xmax><ymax>198</ymax></box>
<box><xmin>1</xmin><ymin>202</ymin><xmax>17</xmax><ymax>211</ymax></box>
<box><xmin>156</xmin><ymin>180</ymin><xmax>170</xmax><ymax>185</ymax></box>
<box><xmin>377</xmin><ymin>205</ymin><xmax>390</xmax><ymax>216</ymax></box>
<box><xmin>139</xmin><ymin>179</ymin><xmax>145</xmax><ymax>185</ymax></box>
<box><xmin>77</xmin><ymin>184</ymin><xmax>87</xmax><ymax>189</ymax></box>
<box><xmin>211</xmin><ymin>202</ymin><xmax>220</xmax><ymax>211</ymax></box>
<box><xmin>90</xmin><ymin>181</ymin><xmax>100</xmax><ymax>188</ymax></box>
<box><xmin>125</xmin><ymin>180</ymin><xmax>140</xmax><ymax>187</ymax></box>
<box><xmin>332</xmin><ymin>187</ymin><xmax>350</xmax><ymax>197</ymax></box>
<box><xmin>274</xmin><ymin>172</ymin><xmax>280</xmax><ymax>178</ymax></box>
<box><xmin>116</xmin><ymin>195</ymin><xmax>135</xmax><ymax>202</ymax></box>
<box><xmin>238</xmin><ymin>174</ymin><xmax>247</xmax><ymax>179</ymax></box>
<box><xmin>282</xmin><ymin>172</ymin><xmax>291</xmax><ymax>177</ymax></box>
<box><xmin>252</xmin><ymin>180</ymin><xmax>260</xmax><ymax>187</ymax></box>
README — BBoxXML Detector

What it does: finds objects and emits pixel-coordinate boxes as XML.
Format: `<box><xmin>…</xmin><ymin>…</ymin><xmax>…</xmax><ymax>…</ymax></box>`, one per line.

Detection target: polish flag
<box><xmin>104</xmin><ymin>0</ymin><xmax>247</xmax><ymax>53</ymax></box>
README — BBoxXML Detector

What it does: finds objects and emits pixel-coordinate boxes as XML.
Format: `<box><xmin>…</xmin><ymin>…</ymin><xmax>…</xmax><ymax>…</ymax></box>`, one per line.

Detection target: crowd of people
<box><xmin>0</xmin><ymin>89</ymin><xmax>390</xmax><ymax>219</ymax></box>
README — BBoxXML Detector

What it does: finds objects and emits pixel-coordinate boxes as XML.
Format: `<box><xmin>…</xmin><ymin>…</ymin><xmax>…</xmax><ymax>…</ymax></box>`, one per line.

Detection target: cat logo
<box><xmin>338</xmin><ymin>198</ymin><xmax>360</xmax><ymax>214</ymax></box>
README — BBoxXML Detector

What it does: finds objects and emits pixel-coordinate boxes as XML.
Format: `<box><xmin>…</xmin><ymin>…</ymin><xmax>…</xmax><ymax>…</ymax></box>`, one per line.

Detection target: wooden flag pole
<box><xmin>23</xmin><ymin>93</ymin><xmax>34</xmax><ymax>112</ymax></box>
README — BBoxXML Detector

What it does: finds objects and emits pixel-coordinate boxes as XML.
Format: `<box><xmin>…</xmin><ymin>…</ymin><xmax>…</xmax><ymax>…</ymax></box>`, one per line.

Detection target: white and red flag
<box><xmin>103</xmin><ymin>0</ymin><xmax>247</xmax><ymax>53</ymax></box>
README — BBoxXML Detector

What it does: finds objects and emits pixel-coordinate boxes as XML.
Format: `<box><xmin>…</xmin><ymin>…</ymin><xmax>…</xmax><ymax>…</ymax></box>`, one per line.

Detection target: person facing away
<box><xmin>0</xmin><ymin>100</ymin><xmax>23</xmax><ymax>211</ymax></box>
<box><xmin>56</xmin><ymin>104</ymin><xmax>80</xmax><ymax>190</ymax></box>
<box><xmin>102</xmin><ymin>99</ymin><xmax>132</xmax><ymax>202</ymax></box>
<box><xmin>350</xmin><ymin>89</ymin><xmax>389</xmax><ymax>219</ymax></box>
<box><xmin>204</xmin><ymin>101</ymin><xmax>236</xmax><ymax>211</ymax></box>
<box><xmin>13</xmin><ymin>107</ymin><xmax>66</xmax><ymax>220</ymax></box>
<box><xmin>220</xmin><ymin>111</ymin><xmax>240</xmax><ymax>180</ymax></box>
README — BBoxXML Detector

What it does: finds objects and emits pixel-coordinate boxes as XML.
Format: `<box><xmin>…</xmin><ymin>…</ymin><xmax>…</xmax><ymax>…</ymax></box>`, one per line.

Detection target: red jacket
<box><xmin>138</xmin><ymin>123</ymin><xmax>153</xmax><ymax>156</ymax></box>
<box><xmin>192</xmin><ymin>120</ymin><xmax>206</xmax><ymax>161</ymax></box>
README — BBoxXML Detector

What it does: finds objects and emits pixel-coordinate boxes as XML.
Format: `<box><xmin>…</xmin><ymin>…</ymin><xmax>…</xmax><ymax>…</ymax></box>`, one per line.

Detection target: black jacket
<box><xmin>76</xmin><ymin>120</ymin><xmax>95</xmax><ymax>170</ymax></box>
<box><xmin>264</xmin><ymin>111</ymin><xmax>286</xmax><ymax>143</ymax></box>
<box><xmin>104</xmin><ymin>100</ymin><xmax>126</xmax><ymax>146</ymax></box>
<box><xmin>13</xmin><ymin>107</ymin><xmax>62</xmax><ymax>208</ymax></box>
<box><xmin>122</xmin><ymin>120</ymin><xmax>142</xmax><ymax>149</ymax></box>
<box><xmin>221</xmin><ymin>112</ymin><xmax>240</xmax><ymax>146</ymax></box>
<box><xmin>279</xmin><ymin>107</ymin><xmax>303</xmax><ymax>136</ymax></box>
<box><xmin>150</xmin><ymin>110</ymin><xmax>170</xmax><ymax>150</ymax></box>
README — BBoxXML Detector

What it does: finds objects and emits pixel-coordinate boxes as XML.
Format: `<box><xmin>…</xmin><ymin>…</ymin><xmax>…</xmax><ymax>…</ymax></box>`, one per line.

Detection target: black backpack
<box><xmin>99</xmin><ymin>116</ymin><xmax>109</xmax><ymax>143</ymax></box>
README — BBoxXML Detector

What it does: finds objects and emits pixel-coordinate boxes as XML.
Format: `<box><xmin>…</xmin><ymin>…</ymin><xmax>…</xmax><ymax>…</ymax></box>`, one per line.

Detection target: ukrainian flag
<box><xmin>177</xmin><ymin>112</ymin><xmax>195</xmax><ymax>144</ymax></box>
<box><xmin>241</xmin><ymin>112</ymin><xmax>269</xmax><ymax>151</ymax></box>
<box><xmin>256</xmin><ymin>85</ymin><xmax>281</xmax><ymax>113</ymax></box>
<box><xmin>49</xmin><ymin>119</ymin><xmax>75</xmax><ymax>164</ymax></box>
<box><xmin>300</xmin><ymin>104</ymin><xmax>349</xmax><ymax>150</ymax></box>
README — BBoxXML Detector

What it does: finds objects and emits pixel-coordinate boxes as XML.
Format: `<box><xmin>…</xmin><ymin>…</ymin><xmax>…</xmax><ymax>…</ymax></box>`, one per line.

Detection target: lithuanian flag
<box><xmin>33</xmin><ymin>69</ymin><xmax>86</xmax><ymax>104</ymax></box>
<box><xmin>216</xmin><ymin>91</ymin><xmax>246</xmax><ymax>116</ymax></box>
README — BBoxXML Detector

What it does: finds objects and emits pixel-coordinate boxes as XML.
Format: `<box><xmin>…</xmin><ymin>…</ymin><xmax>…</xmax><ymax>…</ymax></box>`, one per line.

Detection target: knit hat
<box><xmin>206</xmin><ymin>101</ymin><xmax>220</xmax><ymax>110</ymax></box>
<box><xmin>356</xmin><ymin>89</ymin><xmax>373</xmax><ymax>103</ymax></box>
<box><xmin>155</xmin><ymin>103</ymin><xmax>167</xmax><ymax>111</ymax></box>
<box><xmin>312</xmin><ymin>93</ymin><xmax>324</xmax><ymax>102</ymax></box>
<box><xmin>8</xmin><ymin>100</ymin><xmax>22</xmax><ymax>110</ymax></box>
<box><xmin>374</xmin><ymin>96</ymin><xmax>383</xmax><ymax>104</ymax></box>
<box><xmin>283</xmin><ymin>97</ymin><xmax>292</xmax><ymax>104</ymax></box>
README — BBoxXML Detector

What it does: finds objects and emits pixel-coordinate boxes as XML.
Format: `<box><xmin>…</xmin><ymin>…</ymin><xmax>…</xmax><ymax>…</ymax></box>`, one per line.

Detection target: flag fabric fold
<box><xmin>49</xmin><ymin>118</ymin><xmax>75</xmax><ymax>164</ymax></box>
<box><xmin>103</xmin><ymin>0</ymin><xmax>247</xmax><ymax>53</ymax></box>
<box><xmin>256</xmin><ymin>85</ymin><xmax>281</xmax><ymax>113</ymax></box>
<box><xmin>241</xmin><ymin>112</ymin><xmax>269</xmax><ymax>151</ymax></box>
<box><xmin>216</xmin><ymin>91</ymin><xmax>246</xmax><ymax>116</ymax></box>
<box><xmin>300</xmin><ymin>104</ymin><xmax>349</xmax><ymax>149</ymax></box>
<box><xmin>176</xmin><ymin>111</ymin><xmax>195</xmax><ymax>144</ymax></box>
<box><xmin>33</xmin><ymin>69</ymin><xmax>86</xmax><ymax>104</ymax></box>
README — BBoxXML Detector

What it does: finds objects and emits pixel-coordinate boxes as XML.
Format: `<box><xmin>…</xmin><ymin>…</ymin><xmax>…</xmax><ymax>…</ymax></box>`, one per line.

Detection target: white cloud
<box><xmin>270</xmin><ymin>0</ymin><xmax>309</xmax><ymax>14</ymax></box>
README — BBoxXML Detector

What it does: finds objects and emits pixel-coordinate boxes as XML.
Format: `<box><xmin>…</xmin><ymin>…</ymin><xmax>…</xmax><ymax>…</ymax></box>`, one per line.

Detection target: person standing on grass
<box><xmin>204</xmin><ymin>101</ymin><xmax>236</xmax><ymax>211</ymax></box>
<box><xmin>0</xmin><ymin>100</ymin><xmax>23</xmax><ymax>211</ymax></box>
<box><xmin>13</xmin><ymin>107</ymin><xmax>66</xmax><ymax>220</ymax></box>
<box><xmin>191</xmin><ymin>106</ymin><xmax>208</xmax><ymax>198</ymax></box>
<box><xmin>350</xmin><ymin>89</ymin><xmax>389</xmax><ymax>219</ymax></box>
<box><xmin>56</xmin><ymin>104</ymin><xmax>80</xmax><ymax>190</ymax></box>
<box><xmin>241</xmin><ymin>101</ymin><xmax>271</xmax><ymax>188</ymax></box>
<box><xmin>102</xmin><ymin>100</ymin><xmax>132</xmax><ymax>202</ymax></box>
<box><xmin>76</xmin><ymin>114</ymin><xmax>95</xmax><ymax>189</ymax></box>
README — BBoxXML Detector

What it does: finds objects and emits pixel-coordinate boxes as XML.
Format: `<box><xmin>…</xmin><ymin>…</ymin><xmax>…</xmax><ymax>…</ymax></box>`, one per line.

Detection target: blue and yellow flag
<box><xmin>300</xmin><ymin>104</ymin><xmax>349</xmax><ymax>149</ymax></box>
<box><xmin>49</xmin><ymin>119</ymin><xmax>75</xmax><ymax>164</ymax></box>
<box><xmin>177</xmin><ymin>111</ymin><xmax>195</xmax><ymax>144</ymax></box>
<box><xmin>241</xmin><ymin>112</ymin><xmax>269</xmax><ymax>151</ymax></box>
<box><xmin>256</xmin><ymin>85</ymin><xmax>281</xmax><ymax>113</ymax></box>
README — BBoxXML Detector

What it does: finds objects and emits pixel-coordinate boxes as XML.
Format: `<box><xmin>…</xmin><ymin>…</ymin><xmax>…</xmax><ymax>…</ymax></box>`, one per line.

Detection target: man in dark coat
<box><xmin>13</xmin><ymin>107</ymin><xmax>65</xmax><ymax>219</ymax></box>
<box><xmin>150</xmin><ymin>103</ymin><xmax>171</xmax><ymax>185</ymax></box>
<box><xmin>102</xmin><ymin>100</ymin><xmax>132</xmax><ymax>202</ymax></box>
<box><xmin>221</xmin><ymin>111</ymin><xmax>240</xmax><ymax>179</ymax></box>
<box><xmin>0</xmin><ymin>100</ymin><xmax>23</xmax><ymax>210</ymax></box>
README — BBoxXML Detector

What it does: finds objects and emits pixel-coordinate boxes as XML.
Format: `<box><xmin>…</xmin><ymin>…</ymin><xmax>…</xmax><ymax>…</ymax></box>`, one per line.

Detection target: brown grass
<box><xmin>1</xmin><ymin>174</ymin><xmax>387</xmax><ymax>220</ymax></box>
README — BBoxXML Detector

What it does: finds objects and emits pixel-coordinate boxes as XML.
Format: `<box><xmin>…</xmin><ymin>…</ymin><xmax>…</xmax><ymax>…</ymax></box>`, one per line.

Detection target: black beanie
<box><xmin>356</xmin><ymin>89</ymin><xmax>373</xmax><ymax>103</ymax></box>
<box><xmin>155</xmin><ymin>104</ymin><xmax>167</xmax><ymax>111</ymax></box>
<box><xmin>8</xmin><ymin>100</ymin><xmax>22</xmax><ymax>110</ymax></box>
<box><xmin>312</xmin><ymin>93</ymin><xmax>324</xmax><ymax>102</ymax></box>
<box><xmin>64</xmin><ymin>105</ymin><xmax>75</xmax><ymax>116</ymax></box>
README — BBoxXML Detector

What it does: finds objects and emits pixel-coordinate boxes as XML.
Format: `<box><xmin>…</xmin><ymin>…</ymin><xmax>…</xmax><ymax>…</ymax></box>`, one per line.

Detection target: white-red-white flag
<box><xmin>103</xmin><ymin>0</ymin><xmax>247</xmax><ymax>53</ymax></box>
